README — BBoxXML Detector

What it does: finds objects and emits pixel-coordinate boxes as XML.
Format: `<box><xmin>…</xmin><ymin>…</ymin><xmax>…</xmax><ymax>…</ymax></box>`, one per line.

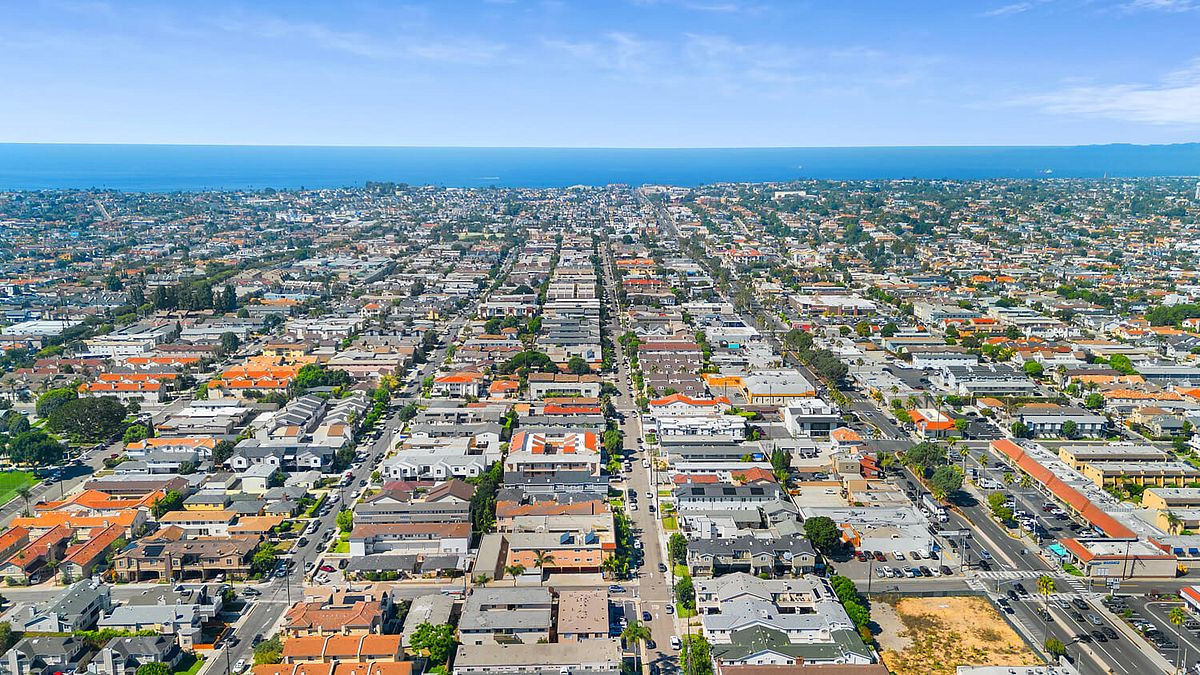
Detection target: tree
<box><xmin>928</xmin><ymin>465</ymin><xmax>964</xmax><ymax>500</ymax></box>
<box><xmin>1043</xmin><ymin>637</ymin><xmax>1066</xmax><ymax>659</ymax></box>
<box><xmin>1166</xmin><ymin>510</ymin><xmax>1183</xmax><ymax>534</ymax></box>
<box><xmin>252</xmin><ymin>635</ymin><xmax>283</xmax><ymax>665</ymax></box>
<box><xmin>1036</xmin><ymin>574</ymin><xmax>1057</xmax><ymax>596</ymax></box>
<box><xmin>35</xmin><ymin>387</ymin><xmax>77</xmax><ymax>419</ymax></box>
<box><xmin>880</xmin><ymin>322</ymin><xmax>898</xmax><ymax>338</ymax></box>
<box><xmin>668</xmin><ymin>532</ymin><xmax>688</xmax><ymax>567</ymax></box>
<box><xmin>135</xmin><ymin>663</ymin><xmax>171</xmax><ymax>675</ymax></box>
<box><xmin>220</xmin><ymin>285</ymin><xmax>238</xmax><ymax>312</ymax></box>
<box><xmin>855</xmin><ymin>320</ymin><xmax>871</xmax><ymax>337</ymax></box>
<box><xmin>46</xmin><ymin>396</ymin><xmax>127</xmax><ymax>442</ymax></box>
<box><xmin>602</xmin><ymin>429</ymin><xmax>622</xmax><ymax>457</ymax></box>
<box><xmin>1170</xmin><ymin>606</ymin><xmax>1187</xmax><ymax>627</ymax></box>
<box><xmin>218</xmin><ymin>331</ymin><xmax>241</xmax><ymax>356</ymax></box>
<box><xmin>1061</xmin><ymin>420</ymin><xmax>1078</xmax><ymax>439</ymax></box>
<box><xmin>292</xmin><ymin>364</ymin><xmax>352</xmax><ymax>391</ymax></box>
<box><xmin>675</xmin><ymin>574</ymin><xmax>695</xmax><ymax>611</ymax></box>
<box><xmin>620</xmin><ymin>618</ymin><xmax>651</xmax><ymax>648</ymax></box>
<box><xmin>532</xmin><ymin>549</ymin><xmax>556</xmax><ymax>584</ymax></box>
<box><xmin>987</xmin><ymin>492</ymin><xmax>1013</xmax><ymax>522</ymax></box>
<box><xmin>769</xmin><ymin>448</ymin><xmax>790</xmax><ymax>483</ymax></box>
<box><xmin>212</xmin><ymin>440</ymin><xmax>236</xmax><ymax>467</ymax></box>
<box><xmin>680</xmin><ymin>634</ymin><xmax>714</xmax><ymax>675</ymax></box>
<box><xmin>1109</xmin><ymin>354</ymin><xmax>1137</xmax><ymax>375</ymax></box>
<box><xmin>566</xmin><ymin>356</ymin><xmax>591</xmax><ymax>375</ymax></box>
<box><xmin>504</xmin><ymin>563</ymin><xmax>525</xmax><ymax>584</ymax></box>
<box><xmin>151</xmin><ymin>490</ymin><xmax>185</xmax><ymax>518</ymax></box>
<box><xmin>1084</xmin><ymin>392</ymin><xmax>1105</xmax><ymax>410</ymax></box>
<box><xmin>902</xmin><ymin>441</ymin><xmax>946</xmax><ymax>472</ymax></box>
<box><xmin>16</xmin><ymin>487</ymin><xmax>32</xmax><ymax>516</ymax></box>
<box><xmin>251</xmin><ymin>542</ymin><xmax>278</xmax><ymax>578</ymax></box>
<box><xmin>6</xmin><ymin>430</ymin><xmax>65</xmax><ymax>466</ymax></box>
<box><xmin>498</xmin><ymin>350</ymin><xmax>557</xmax><ymax>374</ymax></box>
<box><xmin>410</xmin><ymin>623</ymin><xmax>456</xmax><ymax>666</ymax></box>
<box><xmin>122</xmin><ymin>424</ymin><xmax>150</xmax><ymax>443</ymax></box>
<box><xmin>336</xmin><ymin>509</ymin><xmax>354</xmax><ymax>533</ymax></box>
<box><xmin>1023</xmin><ymin>361</ymin><xmax>1044</xmax><ymax>377</ymax></box>
<box><xmin>803</xmin><ymin>516</ymin><xmax>841</xmax><ymax>554</ymax></box>
<box><xmin>0</xmin><ymin>622</ymin><xmax>17</xmax><ymax>653</ymax></box>
<box><xmin>1010</xmin><ymin>421</ymin><xmax>1029</xmax><ymax>438</ymax></box>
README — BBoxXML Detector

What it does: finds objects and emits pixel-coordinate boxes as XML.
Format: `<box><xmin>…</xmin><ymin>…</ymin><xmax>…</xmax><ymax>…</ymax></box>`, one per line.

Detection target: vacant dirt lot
<box><xmin>875</xmin><ymin>595</ymin><xmax>1040</xmax><ymax>675</ymax></box>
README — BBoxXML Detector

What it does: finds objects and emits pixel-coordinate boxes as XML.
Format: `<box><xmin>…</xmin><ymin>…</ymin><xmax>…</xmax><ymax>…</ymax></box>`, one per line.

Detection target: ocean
<box><xmin>0</xmin><ymin>143</ymin><xmax>1197</xmax><ymax>191</ymax></box>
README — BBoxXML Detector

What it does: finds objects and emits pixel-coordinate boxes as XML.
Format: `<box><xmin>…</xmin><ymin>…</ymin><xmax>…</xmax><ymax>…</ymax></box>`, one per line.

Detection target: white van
<box><xmin>670</xmin><ymin>636</ymin><xmax>682</xmax><ymax>650</ymax></box>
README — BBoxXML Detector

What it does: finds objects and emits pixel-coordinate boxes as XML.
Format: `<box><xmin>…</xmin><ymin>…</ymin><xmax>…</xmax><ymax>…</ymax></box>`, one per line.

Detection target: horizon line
<box><xmin>2</xmin><ymin>141</ymin><xmax>1199</xmax><ymax>151</ymax></box>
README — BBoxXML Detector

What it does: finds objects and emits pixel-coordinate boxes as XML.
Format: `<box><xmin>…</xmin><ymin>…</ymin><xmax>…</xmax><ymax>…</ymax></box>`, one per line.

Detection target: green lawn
<box><xmin>174</xmin><ymin>654</ymin><xmax>204</xmax><ymax>675</ymax></box>
<box><xmin>0</xmin><ymin>471</ymin><xmax>38</xmax><ymax>508</ymax></box>
<box><xmin>661</xmin><ymin>515</ymin><xmax>677</xmax><ymax>531</ymax></box>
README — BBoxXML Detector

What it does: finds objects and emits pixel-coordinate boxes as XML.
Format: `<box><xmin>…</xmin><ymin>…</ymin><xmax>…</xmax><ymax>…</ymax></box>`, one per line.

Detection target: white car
<box><xmin>233</xmin><ymin>660</ymin><xmax>247</xmax><ymax>673</ymax></box>
<box><xmin>642</xmin><ymin>460</ymin><xmax>650</xmax><ymax>468</ymax></box>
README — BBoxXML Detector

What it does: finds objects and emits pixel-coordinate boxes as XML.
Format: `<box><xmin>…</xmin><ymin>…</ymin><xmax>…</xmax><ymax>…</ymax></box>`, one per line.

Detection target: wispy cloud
<box><xmin>210</xmin><ymin>11</ymin><xmax>506</xmax><ymax>65</ymax></box>
<box><xmin>629</xmin><ymin>0</ymin><xmax>765</xmax><ymax>14</ymax></box>
<box><xmin>982</xmin><ymin>2</ymin><xmax>1037</xmax><ymax>16</ymax></box>
<box><xmin>1122</xmin><ymin>0</ymin><xmax>1198</xmax><ymax>11</ymax></box>
<box><xmin>542</xmin><ymin>29</ymin><xmax>935</xmax><ymax>99</ymax></box>
<box><xmin>1021</xmin><ymin>58</ymin><xmax>1200</xmax><ymax>124</ymax></box>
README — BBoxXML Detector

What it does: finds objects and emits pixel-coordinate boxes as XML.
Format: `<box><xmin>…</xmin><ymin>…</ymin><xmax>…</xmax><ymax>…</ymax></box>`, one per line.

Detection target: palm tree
<box><xmin>504</xmin><ymin>564</ymin><xmax>525</xmax><ymax>585</ymax></box>
<box><xmin>1036</xmin><ymin>574</ymin><xmax>1056</xmax><ymax>597</ymax></box>
<box><xmin>1166</xmin><ymin>511</ymin><xmax>1183</xmax><ymax>535</ymax></box>
<box><xmin>1002</xmin><ymin>471</ymin><xmax>1014</xmax><ymax>486</ymax></box>
<box><xmin>1018</xmin><ymin>474</ymin><xmax>1033</xmax><ymax>489</ymax></box>
<box><xmin>16</xmin><ymin>486</ymin><xmax>32</xmax><ymax>517</ymax></box>
<box><xmin>621</xmin><ymin>618</ymin><xmax>651</xmax><ymax>650</ymax></box>
<box><xmin>1170</xmin><ymin>607</ymin><xmax>1187</xmax><ymax>628</ymax></box>
<box><xmin>532</xmin><ymin>550</ymin><xmax>555</xmax><ymax>585</ymax></box>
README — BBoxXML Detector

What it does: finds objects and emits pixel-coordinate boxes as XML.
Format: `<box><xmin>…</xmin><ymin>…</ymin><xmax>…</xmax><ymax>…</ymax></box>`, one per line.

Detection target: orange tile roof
<box><xmin>649</xmin><ymin>393</ymin><xmax>731</xmax><ymax>407</ymax></box>
<box><xmin>0</xmin><ymin>526</ymin><xmax>31</xmax><ymax>553</ymax></box>
<box><xmin>84</xmin><ymin>381</ymin><xmax>163</xmax><ymax>393</ymax></box>
<box><xmin>62</xmin><ymin>523</ymin><xmax>123</xmax><ymax>566</ymax></box>
<box><xmin>990</xmin><ymin>440</ymin><xmax>1134</xmax><ymax>539</ymax></box>
<box><xmin>97</xmin><ymin>372</ymin><xmax>178</xmax><ymax>382</ymax></box>
<box><xmin>37</xmin><ymin>489</ymin><xmax>164</xmax><ymax>513</ymax></box>
<box><xmin>831</xmin><ymin>427</ymin><xmax>863</xmax><ymax>443</ymax></box>
<box><xmin>126</xmin><ymin>437</ymin><xmax>215</xmax><ymax>451</ymax></box>
<box><xmin>434</xmin><ymin>371</ymin><xmax>483</xmax><ymax>384</ymax></box>
<box><xmin>11</xmin><ymin>510</ymin><xmax>140</xmax><ymax>532</ymax></box>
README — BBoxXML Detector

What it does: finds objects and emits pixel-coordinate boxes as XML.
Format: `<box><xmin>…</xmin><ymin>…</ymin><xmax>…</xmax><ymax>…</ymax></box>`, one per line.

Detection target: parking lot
<box><xmin>1118</xmin><ymin>595</ymin><xmax>1200</xmax><ymax>669</ymax></box>
<box><xmin>1001</xmin><ymin>592</ymin><xmax>1166</xmax><ymax>675</ymax></box>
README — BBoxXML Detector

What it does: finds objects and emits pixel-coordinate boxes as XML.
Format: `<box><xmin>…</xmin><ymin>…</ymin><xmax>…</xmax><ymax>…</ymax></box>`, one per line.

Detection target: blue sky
<box><xmin>1</xmin><ymin>0</ymin><xmax>1199</xmax><ymax>147</ymax></box>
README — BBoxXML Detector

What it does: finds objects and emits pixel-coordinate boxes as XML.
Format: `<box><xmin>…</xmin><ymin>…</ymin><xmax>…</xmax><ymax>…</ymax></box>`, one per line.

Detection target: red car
<box><xmin>319</xmin><ymin>564</ymin><xmax>335</xmax><ymax>573</ymax></box>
